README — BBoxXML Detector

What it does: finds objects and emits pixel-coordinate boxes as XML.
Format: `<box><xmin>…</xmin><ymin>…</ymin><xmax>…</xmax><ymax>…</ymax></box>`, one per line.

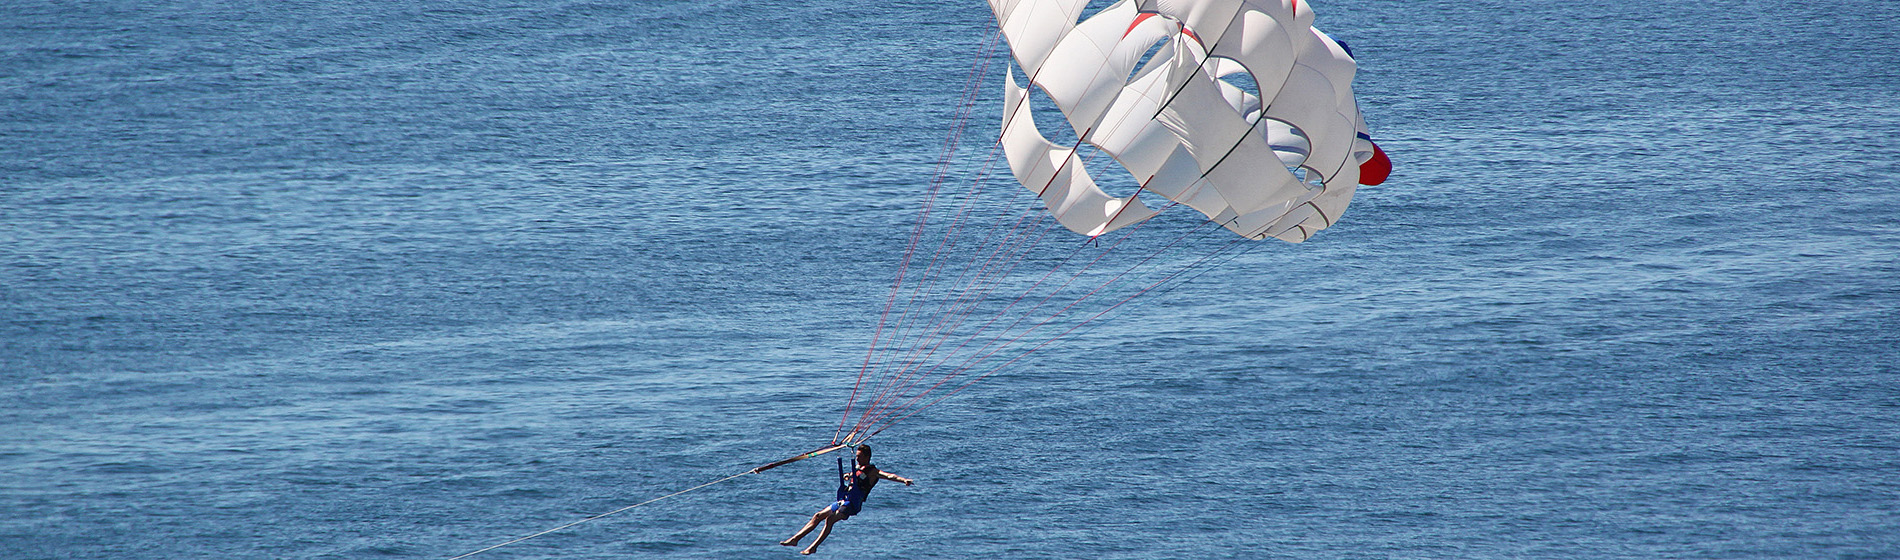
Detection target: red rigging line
<box><xmin>858</xmin><ymin>204</ymin><xmax>1033</xmax><ymax>415</ymax></box>
<box><xmin>838</xmin><ymin>31</ymin><xmax>1004</xmax><ymax>443</ymax></box>
<box><xmin>853</xmin><ymin>219</ymin><xmax>1124</xmax><ymax>440</ymax></box>
<box><xmin>862</xmin><ymin>160</ymin><xmax>1008</xmax><ymax>396</ymax></box>
<box><xmin>870</xmin><ymin>196</ymin><xmax>1052</xmax><ymax>372</ymax></box>
<box><xmin>850</xmin><ymin>216</ymin><xmax>1173</xmax><ymax>434</ymax></box>
<box><xmin>853</xmin><ymin>210</ymin><xmax>1049</xmax><ymax>433</ymax></box>
<box><xmin>854</xmin><ymin>204</ymin><xmax>1044</xmax><ymax>426</ymax></box>
<box><xmin>846</xmin><ymin>220</ymin><xmax>1243</xmax><ymax>443</ymax></box>
<box><xmin>957</xmin><ymin>221</ymin><xmax>1233</xmax><ymax>408</ymax></box>
<box><xmin>844</xmin><ymin>200</ymin><xmax>1230</xmax><ymax>442</ymax></box>
<box><xmin>849</xmin><ymin>220</ymin><xmax>1091</xmax><ymax>432</ymax></box>
<box><xmin>869</xmin><ymin>40</ymin><xmax>1002</xmax><ymax>357</ymax></box>
<box><xmin>879</xmin><ymin>211</ymin><xmax>1053</xmax><ymax>398</ymax></box>
<box><xmin>857</xmin><ymin>227</ymin><xmax>1247</xmax><ymax>441</ymax></box>
<box><xmin>849</xmin><ymin>120</ymin><xmax>1220</xmax><ymax>437</ymax></box>
<box><xmin>868</xmin><ymin>231</ymin><xmax>1130</xmax><ymax>419</ymax></box>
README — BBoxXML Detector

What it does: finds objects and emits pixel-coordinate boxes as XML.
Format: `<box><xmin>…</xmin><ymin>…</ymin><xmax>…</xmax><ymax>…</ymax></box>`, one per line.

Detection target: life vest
<box><xmin>834</xmin><ymin>459</ymin><xmax>878</xmax><ymax>504</ymax></box>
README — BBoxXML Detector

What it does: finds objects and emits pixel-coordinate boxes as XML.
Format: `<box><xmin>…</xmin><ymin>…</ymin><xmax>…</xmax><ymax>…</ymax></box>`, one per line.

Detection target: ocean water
<box><xmin>3</xmin><ymin>0</ymin><xmax>1897</xmax><ymax>558</ymax></box>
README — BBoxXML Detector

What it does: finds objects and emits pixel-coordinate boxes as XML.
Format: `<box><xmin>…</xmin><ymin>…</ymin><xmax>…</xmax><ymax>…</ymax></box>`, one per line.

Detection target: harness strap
<box><xmin>834</xmin><ymin>455</ymin><xmax>849</xmax><ymax>502</ymax></box>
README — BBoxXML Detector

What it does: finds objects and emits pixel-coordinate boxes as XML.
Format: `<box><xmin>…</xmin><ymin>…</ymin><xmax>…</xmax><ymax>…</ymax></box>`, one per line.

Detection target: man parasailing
<box><xmin>779</xmin><ymin>444</ymin><xmax>913</xmax><ymax>555</ymax></box>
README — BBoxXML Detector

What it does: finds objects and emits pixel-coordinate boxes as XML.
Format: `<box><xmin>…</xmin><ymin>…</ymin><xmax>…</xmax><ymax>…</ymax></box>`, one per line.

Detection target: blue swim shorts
<box><xmin>822</xmin><ymin>499</ymin><xmax>864</xmax><ymax>521</ymax></box>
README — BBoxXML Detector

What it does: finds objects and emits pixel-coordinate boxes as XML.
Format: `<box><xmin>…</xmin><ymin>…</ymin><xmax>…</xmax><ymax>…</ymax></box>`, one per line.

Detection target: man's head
<box><xmin>855</xmin><ymin>444</ymin><xmax>872</xmax><ymax>463</ymax></box>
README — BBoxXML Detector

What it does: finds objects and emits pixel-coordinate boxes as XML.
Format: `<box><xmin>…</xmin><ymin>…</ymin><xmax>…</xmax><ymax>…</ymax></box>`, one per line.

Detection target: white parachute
<box><xmin>829</xmin><ymin>0</ymin><xmax>1391</xmax><ymax>446</ymax></box>
<box><xmin>990</xmin><ymin>0</ymin><xmax>1390</xmax><ymax>242</ymax></box>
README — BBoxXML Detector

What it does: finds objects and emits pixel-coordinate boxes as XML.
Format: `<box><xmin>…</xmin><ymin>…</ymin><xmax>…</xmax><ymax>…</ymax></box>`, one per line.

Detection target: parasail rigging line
<box><xmin>842</xmin><ymin>31</ymin><xmax>1056</xmax><ymax>442</ymax></box>
<box><xmin>849</xmin><ymin>29</ymin><xmax>1001</xmax><ymax>369</ymax></box>
<box><xmin>850</xmin><ymin>203</ymin><xmax>1056</xmax><ymax>429</ymax></box>
<box><xmin>837</xmin><ymin>30</ymin><xmax>1005</xmax><ymax>443</ymax></box>
<box><xmin>849</xmin><ymin>198</ymin><xmax>1149</xmax><ymax>435</ymax></box>
<box><xmin>847</xmin><ymin>231</ymin><xmax>1091</xmax><ymax>436</ymax></box>
<box><xmin>853</xmin><ymin>133</ymin><xmax>1159</xmax><ymax>421</ymax></box>
<box><xmin>857</xmin><ymin>220</ymin><xmax>1202</xmax><ymax>432</ymax></box>
<box><xmin>1055</xmin><ymin>234</ymin><xmax>1262</xmax><ymax>349</ymax></box>
<box><xmin>839</xmin><ymin>45</ymin><xmax>997</xmax><ymax>442</ymax></box>
<box><xmin>865</xmin><ymin>122</ymin><xmax>1089</xmax><ymax>407</ymax></box>
<box><xmin>849</xmin><ymin>202</ymin><xmax>1057</xmax><ymax>429</ymax></box>
<box><xmin>864</xmin><ymin>107</ymin><xmax>1136</xmax><ymax>398</ymax></box>
<box><xmin>849</xmin><ymin>123</ymin><xmax>1204</xmax><ymax>438</ymax></box>
<box><xmin>850</xmin><ymin>12</ymin><xmax>1146</xmax><ymax>429</ymax></box>
<box><xmin>858</xmin><ymin>212</ymin><xmax>1246</xmax><ymax>440</ymax></box>
<box><xmin>854</xmin><ymin>221</ymin><xmax>1249</xmax><ymax>442</ymax></box>
<box><xmin>850</xmin><ymin>211</ymin><xmax>1072</xmax><ymax>436</ymax></box>
<box><xmin>851</xmin><ymin>119</ymin><xmax>1013</xmax><ymax>439</ymax></box>
<box><xmin>444</xmin><ymin>471</ymin><xmax>754</xmax><ymax>560</ymax></box>
<box><xmin>859</xmin><ymin>220</ymin><xmax>1144</xmax><ymax>409</ymax></box>
<box><xmin>862</xmin><ymin>204</ymin><xmax>1059</xmax><ymax>385</ymax></box>
<box><xmin>446</xmin><ymin>445</ymin><xmax>854</xmax><ymax>559</ymax></box>
<box><xmin>847</xmin><ymin>204</ymin><xmax>1224</xmax><ymax>441</ymax></box>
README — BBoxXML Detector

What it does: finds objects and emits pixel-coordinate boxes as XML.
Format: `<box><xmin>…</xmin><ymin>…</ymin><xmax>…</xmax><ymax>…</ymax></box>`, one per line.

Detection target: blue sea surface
<box><xmin>3</xmin><ymin>1</ymin><xmax>1897</xmax><ymax>558</ymax></box>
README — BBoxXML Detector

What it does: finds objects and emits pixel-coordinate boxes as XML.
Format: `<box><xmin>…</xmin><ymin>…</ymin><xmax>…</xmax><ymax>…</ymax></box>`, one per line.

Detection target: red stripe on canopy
<box><xmin>1125</xmin><ymin>12</ymin><xmax>1159</xmax><ymax>38</ymax></box>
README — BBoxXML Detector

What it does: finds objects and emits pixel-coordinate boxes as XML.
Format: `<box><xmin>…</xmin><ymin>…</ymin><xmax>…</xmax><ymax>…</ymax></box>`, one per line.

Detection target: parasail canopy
<box><xmin>831</xmin><ymin>0</ymin><xmax>1392</xmax><ymax>446</ymax></box>
<box><xmin>989</xmin><ymin>0</ymin><xmax>1389</xmax><ymax>242</ymax></box>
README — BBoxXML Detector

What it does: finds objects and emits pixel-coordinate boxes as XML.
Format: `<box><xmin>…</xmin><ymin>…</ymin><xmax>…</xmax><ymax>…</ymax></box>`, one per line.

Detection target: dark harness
<box><xmin>835</xmin><ymin>455</ymin><xmax>877</xmax><ymax>505</ymax></box>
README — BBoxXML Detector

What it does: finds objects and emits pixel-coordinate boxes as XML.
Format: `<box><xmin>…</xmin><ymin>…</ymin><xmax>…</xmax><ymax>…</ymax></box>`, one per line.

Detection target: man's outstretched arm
<box><xmin>878</xmin><ymin>471</ymin><xmax>915</xmax><ymax>486</ymax></box>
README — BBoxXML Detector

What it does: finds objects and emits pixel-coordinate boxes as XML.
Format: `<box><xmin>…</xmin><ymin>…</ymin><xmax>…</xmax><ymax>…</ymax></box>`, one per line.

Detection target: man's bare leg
<box><xmin>799</xmin><ymin>515</ymin><xmax>840</xmax><ymax>555</ymax></box>
<box><xmin>781</xmin><ymin>510</ymin><xmax>827</xmax><ymax>546</ymax></box>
